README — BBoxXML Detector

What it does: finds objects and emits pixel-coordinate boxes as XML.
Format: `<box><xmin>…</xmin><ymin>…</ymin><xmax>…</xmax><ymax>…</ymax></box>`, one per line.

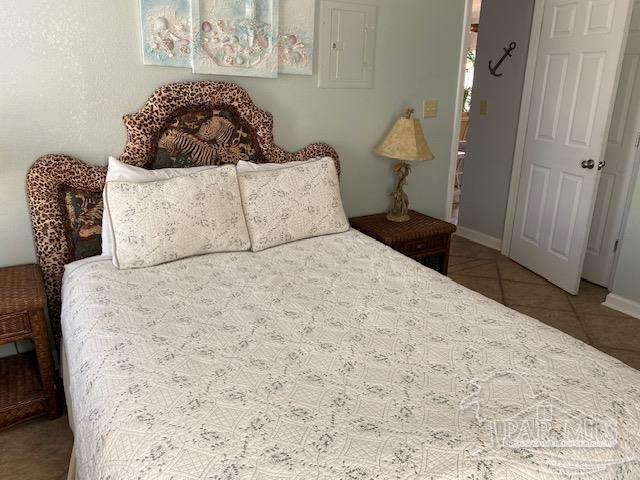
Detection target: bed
<box><xmin>27</xmin><ymin>82</ymin><xmax>640</xmax><ymax>479</ymax></box>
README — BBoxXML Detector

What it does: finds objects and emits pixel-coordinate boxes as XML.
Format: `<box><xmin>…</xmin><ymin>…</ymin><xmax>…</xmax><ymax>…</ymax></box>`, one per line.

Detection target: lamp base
<box><xmin>387</xmin><ymin>161</ymin><xmax>412</xmax><ymax>223</ymax></box>
<box><xmin>386</xmin><ymin>211</ymin><xmax>411</xmax><ymax>222</ymax></box>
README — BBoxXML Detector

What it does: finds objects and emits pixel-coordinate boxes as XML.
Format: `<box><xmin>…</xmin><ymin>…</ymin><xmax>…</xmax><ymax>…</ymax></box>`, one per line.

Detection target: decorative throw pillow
<box><xmin>62</xmin><ymin>188</ymin><xmax>104</xmax><ymax>260</ymax></box>
<box><xmin>153</xmin><ymin>108</ymin><xmax>262</xmax><ymax>169</ymax></box>
<box><xmin>236</xmin><ymin>159</ymin><xmax>310</xmax><ymax>173</ymax></box>
<box><xmin>105</xmin><ymin>166</ymin><xmax>250</xmax><ymax>269</ymax></box>
<box><xmin>101</xmin><ymin>156</ymin><xmax>221</xmax><ymax>258</ymax></box>
<box><xmin>238</xmin><ymin>157</ymin><xmax>349</xmax><ymax>252</ymax></box>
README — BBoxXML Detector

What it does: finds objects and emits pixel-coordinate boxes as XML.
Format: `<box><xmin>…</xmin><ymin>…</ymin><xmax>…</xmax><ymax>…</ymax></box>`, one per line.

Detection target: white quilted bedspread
<box><xmin>62</xmin><ymin>230</ymin><xmax>640</xmax><ymax>479</ymax></box>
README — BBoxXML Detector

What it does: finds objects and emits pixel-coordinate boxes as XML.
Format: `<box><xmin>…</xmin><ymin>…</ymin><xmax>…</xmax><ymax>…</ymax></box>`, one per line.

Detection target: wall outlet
<box><xmin>423</xmin><ymin>100</ymin><xmax>438</xmax><ymax>118</ymax></box>
<box><xmin>479</xmin><ymin>100</ymin><xmax>488</xmax><ymax>116</ymax></box>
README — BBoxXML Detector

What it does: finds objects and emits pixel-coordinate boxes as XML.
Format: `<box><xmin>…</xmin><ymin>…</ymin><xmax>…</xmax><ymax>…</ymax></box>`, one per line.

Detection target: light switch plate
<box><xmin>479</xmin><ymin>100</ymin><xmax>488</xmax><ymax>116</ymax></box>
<box><xmin>423</xmin><ymin>100</ymin><xmax>438</xmax><ymax>118</ymax></box>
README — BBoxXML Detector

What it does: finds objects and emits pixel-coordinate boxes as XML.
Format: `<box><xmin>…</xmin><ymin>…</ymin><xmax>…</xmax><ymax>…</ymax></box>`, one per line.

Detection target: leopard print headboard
<box><xmin>26</xmin><ymin>81</ymin><xmax>339</xmax><ymax>346</ymax></box>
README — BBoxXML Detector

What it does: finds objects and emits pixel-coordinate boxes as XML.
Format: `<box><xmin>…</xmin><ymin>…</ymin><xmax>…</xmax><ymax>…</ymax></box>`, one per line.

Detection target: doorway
<box><xmin>451</xmin><ymin>0</ymin><xmax>481</xmax><ymax>225</ymax></box>
<box><xmin>447</xmin><ymin>0</ymin><xmax>535</xmax><ymax>248</ymax></box>
<box><xmin>581</xmin><ymin>23</ymin><xmax>640</xmax><ymax>288</ymax></box>
<box><xmin>449</xmin><ymin>0</ymin><xmax>639</xmax><ymax>297</ymax></box>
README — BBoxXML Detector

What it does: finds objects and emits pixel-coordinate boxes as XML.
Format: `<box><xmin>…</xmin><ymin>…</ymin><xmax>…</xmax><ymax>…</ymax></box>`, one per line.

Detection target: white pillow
<box><xmin>236</xmin><ymin>159</ymin><xmax>311</xmax><ymax>173</ymax></box>
<box><xmin>238</xmin><ymin>157</ymin><xmax>349</xmax><ymax>252</ymax></box>
<box><xmin>101</xmin><ymin>156</ymin><xmax>220</xmax><ymax>257</ymax></box>
<box><xmin>105</xmin><ymin>166</ymin><xmax>250</xmax><ymax>269</ymax></box>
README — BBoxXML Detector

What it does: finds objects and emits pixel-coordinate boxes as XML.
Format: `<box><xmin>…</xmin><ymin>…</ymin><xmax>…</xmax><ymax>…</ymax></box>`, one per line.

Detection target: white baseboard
<box><xmin>455</xmin><ymin>226</ymin><xmax>502</xmax><ymax>251</ymax></box>
<box><xmin>603</xmin><ymin>293</ymin><xmax>640</xmax><ymax>320</ymax></box>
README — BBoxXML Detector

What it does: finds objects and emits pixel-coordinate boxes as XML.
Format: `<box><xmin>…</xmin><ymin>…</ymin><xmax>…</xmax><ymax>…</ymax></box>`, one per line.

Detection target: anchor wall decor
<box><xmin>489</xmin><ymin>41</ymin><xmax>516</xmax><ymax>77</ymax></box>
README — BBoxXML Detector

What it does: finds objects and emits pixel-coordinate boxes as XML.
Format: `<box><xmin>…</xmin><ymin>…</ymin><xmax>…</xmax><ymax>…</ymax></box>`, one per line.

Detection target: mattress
<box><xmin>61</xmin><ymin>230</ymin><xmax>640</xmax><ymax>479</ymax></box>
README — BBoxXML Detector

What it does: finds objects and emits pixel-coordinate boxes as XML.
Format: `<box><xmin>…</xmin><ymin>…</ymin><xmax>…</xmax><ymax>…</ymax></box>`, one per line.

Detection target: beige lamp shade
<box><xmin>374</xmin><ymin>110</ymin><xmax>434</xmax><ymax>161</ymax></box>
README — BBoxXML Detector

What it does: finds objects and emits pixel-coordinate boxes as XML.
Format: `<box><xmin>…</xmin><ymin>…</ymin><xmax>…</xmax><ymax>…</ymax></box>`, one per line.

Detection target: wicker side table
<box><xmin>0</xmin><ymin>264</ymin><xmax>59</xmax><ymax>430</ymax></box>
<box><xmin>349</xmin><ymin>210</ymin><xmax>457</xmax><ymax>274</ymax></box>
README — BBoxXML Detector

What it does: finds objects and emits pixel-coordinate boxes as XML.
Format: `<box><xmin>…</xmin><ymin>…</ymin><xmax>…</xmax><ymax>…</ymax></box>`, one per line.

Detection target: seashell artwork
<box><xmin>279</xmin><ymin>0</ymin><xmax>314</xmax><ymax>75</ymax></box>
<box><xmin>140</xmin><ymin>0</ymin><xmax>192</xmax><ymax>67</ymax></box>
<box><xmin>191</xmin><ymin>0</ymin><xmax>280</xmax><ymax>78</ymax></box>
<box><xmin>139</xmin><ymin>0</ymin><xmax>315</xmax><ymax>77</ymax></box>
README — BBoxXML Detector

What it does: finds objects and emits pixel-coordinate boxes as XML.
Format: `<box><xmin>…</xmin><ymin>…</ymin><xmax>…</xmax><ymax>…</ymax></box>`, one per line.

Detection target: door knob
<box><xmin>598</xmin><ymin>160</ymin><xmax>606</xmax><ymax>171</ymax></box>
<box><xmin>581</xmin><ymin>159</ymin><xmax>595</xmax><ymax>169</ymax></box>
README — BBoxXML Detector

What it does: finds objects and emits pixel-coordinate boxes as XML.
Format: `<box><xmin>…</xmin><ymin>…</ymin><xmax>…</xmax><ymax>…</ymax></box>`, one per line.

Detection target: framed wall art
<box><xmin>191</xmin><ymin>0</ymin><xmax>280</xmax><ymax>78</ymax></box>
<box><xmin>139</xmin><ymin>0</ymin><xmax>193</xmax><ymax>67</ymax></box>
<box><xmin>139</xmin><ymin>0</ymin><xmax>315</xmax><ymax>77</ymax></box>
<box><xmin>279</xmin><ymin>0</ymin><xmax>315</xmax><ymax>75</ymax></box>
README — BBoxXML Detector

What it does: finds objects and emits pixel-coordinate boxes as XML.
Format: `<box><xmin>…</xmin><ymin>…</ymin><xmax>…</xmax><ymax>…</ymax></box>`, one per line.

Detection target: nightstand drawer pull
<box><xmin>0</xmin><ymin>312</ymin><xmax>31</xmax><ymax>340</ymax></box>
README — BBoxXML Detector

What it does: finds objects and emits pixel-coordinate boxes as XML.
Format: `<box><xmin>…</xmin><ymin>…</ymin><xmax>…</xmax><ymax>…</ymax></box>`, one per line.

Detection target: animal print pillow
<box><xmin>153</xmin><ymin>108</ymin><xmax>262</xmax><ymax>169</ymax></box>
<box><xmin>61</xmin><ymin>188</ymin><xmax>104</xmax><ymax>260</ymax></box>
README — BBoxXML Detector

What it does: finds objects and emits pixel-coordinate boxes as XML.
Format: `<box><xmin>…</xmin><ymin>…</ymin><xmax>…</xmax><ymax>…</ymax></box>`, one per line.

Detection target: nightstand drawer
<box><xmin>395</xmin><ymin>235</ymin><xmax>448</xmax><ymax>257</ymax></box>
<box><xmin>0</xmin><ymin>312</ymin><xmax>31</xmax><ymax>340</ymax></box>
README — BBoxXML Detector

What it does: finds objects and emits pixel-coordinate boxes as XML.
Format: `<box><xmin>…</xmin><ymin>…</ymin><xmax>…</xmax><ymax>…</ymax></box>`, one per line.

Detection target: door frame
<box><xmin>446</xmin><ymin>0</ymin><xmax>545</xmax><ymax>239</ymax></box>
<box><xmin>444</xmin><ymin>0</ymin><xmax>473</xmax><ymax>223</ymax></box>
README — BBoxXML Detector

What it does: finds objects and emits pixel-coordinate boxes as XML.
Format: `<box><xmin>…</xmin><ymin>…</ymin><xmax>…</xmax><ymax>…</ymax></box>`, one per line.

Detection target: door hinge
<box><xmin>635</xmin><ymin>133</ymin><xmax>640</xmax><ymax>149</ymax></box>
<box><xmin>614</xmin><ymin>239</ymin><xmax>619</xmax><ymax>252</ymax></box>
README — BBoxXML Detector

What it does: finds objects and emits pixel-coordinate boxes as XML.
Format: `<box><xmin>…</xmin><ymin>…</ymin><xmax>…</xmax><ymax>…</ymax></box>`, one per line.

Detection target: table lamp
<box><xmin>375</xmin><ymin>108</ymin><xmax>434</xmax><ymax>222</ymax></box>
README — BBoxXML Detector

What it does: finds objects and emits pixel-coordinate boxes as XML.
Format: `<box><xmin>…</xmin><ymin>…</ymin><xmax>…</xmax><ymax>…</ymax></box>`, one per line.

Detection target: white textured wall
<box><xmin>0</xmin><ymin>0</ymin><xmax>466</xmax><ymax>267</ymax></box>
<box><xmin>458</xmin><ymin>0</ymin><xmax>534</xmax><ymax>239</ymax></box>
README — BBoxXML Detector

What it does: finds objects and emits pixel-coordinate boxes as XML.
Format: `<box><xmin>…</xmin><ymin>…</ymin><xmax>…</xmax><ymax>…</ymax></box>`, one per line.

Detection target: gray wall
<box><xmin>610</xmin><ymin>171</ymin><xmax>640</xmax><ymax>305</ymax></box>
<box><xmin>0</xmin><ymin>0</ymin><xmax>466</xmax><ymax>267</ymax></box>
<box><xmin>458</xmin><ymin>0</ymin><xmax>535</xmax><ymax>240</ymax></box>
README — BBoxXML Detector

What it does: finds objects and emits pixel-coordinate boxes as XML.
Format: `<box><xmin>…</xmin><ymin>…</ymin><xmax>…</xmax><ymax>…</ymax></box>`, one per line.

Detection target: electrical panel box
<box><xmin>318</xmin><ymin>1</ymin><xmax>377</xmax><ymax>89</ymax></box>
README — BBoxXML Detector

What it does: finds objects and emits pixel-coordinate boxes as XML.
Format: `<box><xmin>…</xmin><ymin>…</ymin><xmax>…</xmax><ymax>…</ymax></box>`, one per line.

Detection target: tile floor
<box><xmin>449</xmin><ymin>235</ymin><xmax>640</xmax><ymax>370</ymax></box>
<box><xmin>2</xmin><ymin>235</ymin><xmax>639</xmax><ymax>479</ymax></box>
<box><xmin>0</xmin><ymin>414</ymin><xmax>72</xmax><ymax>480</ymax></box>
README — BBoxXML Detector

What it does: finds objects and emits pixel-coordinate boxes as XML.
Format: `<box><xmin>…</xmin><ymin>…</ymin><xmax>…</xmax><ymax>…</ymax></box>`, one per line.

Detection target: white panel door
<box><xmin>510</xmin><ymin>0</ymin><xmax>632</xmax><ymax>294</ymax></box>
<box><xmin>582</xmin><ymin>0</ymin><xmax>640</xmax><ymax>287</ymax></box>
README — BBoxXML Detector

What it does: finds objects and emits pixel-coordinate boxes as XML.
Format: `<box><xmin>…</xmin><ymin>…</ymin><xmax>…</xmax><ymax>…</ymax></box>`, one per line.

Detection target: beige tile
<box><xmin>600</xmin><ymin>348</ymin><xmax>640</xmax><ymax>371</ymax></box>
<box><xmin>571</xmin><ymin>301</ymin><xmax>628</xmax><ymax>318</ymax></box>
<box><xmin>457</xmin><ymin>262</ymin><xmax>499</xmax><ymax>278</ymax></box>
<box><xmin>449</xmin><ymin>273</ymin><xmax>503</xmax><ymax>303</ymax></box>
<box><xmin>449</xmin><ymin>238</ymin><xmax>639</xmax><ymax>371</ymax></box>
<box><xmin>497</xmin><ymin>259</ymin><xmax>548</xmax><ymax>285</ymax></box>
<box><xmin>450</xmin><ymin>239</ymin><xmax>498</xmax><ymax>260</ymax></box>
<box><xmin>581</xmin><ymin>314</ymin><xmax>640</xmax><ymax>351</ymax></box>
<box><xmin>449</xmin><ymin>259</ymin><xmax>498</xmax><ymax>278</ymax></box>
<box><xmin>509</xmin><ymin>305</ymin><xmax>590</xmax><ymax>344</ymax></box>
<box><xmin>569</xmin><ymin>281</ymin><xmax>628</xmax><ymax>318</ymax></box>
<box><xmin>451</xmin><ymin>234</ymin><xmax>471</xmax><ymax>244</ymax></box>
<box><xmin>576</xmin><ymin>280</ymin><xmax>609</xmax><ymax>302</ymax></box>
<box><xmin>448</xmin><ymin>255</ymin><xmax>477</xmax><ymax>267</ymax></box>
<box><xmin>0</xmin><ymin>414</ymin><xmax>72</xmax><ymax>480</ymax></box>
<box><xmin>503</xmin><ymin>280</ymin><xmax>573</xmax><ymax>312</ymax></box>
<box><xmin>450</xmin><ymin>237</ymin><xmax>470</xmax><ymax>251</ymax></box>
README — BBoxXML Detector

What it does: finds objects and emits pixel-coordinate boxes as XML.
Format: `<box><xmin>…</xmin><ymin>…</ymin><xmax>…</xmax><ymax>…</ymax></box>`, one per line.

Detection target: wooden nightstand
<box><xmin>0</xmin><ymin>264</ymin><xmax>59</xmax><ymax>430</ymax></box>
<box><xmin>349</xmin><ymin>210</ymin><xmax>457</xmax><ymax>275</ymax></box>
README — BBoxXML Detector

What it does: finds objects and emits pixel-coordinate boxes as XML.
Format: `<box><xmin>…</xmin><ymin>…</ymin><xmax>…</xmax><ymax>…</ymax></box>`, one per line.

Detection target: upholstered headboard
<box><xmin>27</xmin><ymin>81</ymin><xmax>339</xmax><ymax>346</ymax></box>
